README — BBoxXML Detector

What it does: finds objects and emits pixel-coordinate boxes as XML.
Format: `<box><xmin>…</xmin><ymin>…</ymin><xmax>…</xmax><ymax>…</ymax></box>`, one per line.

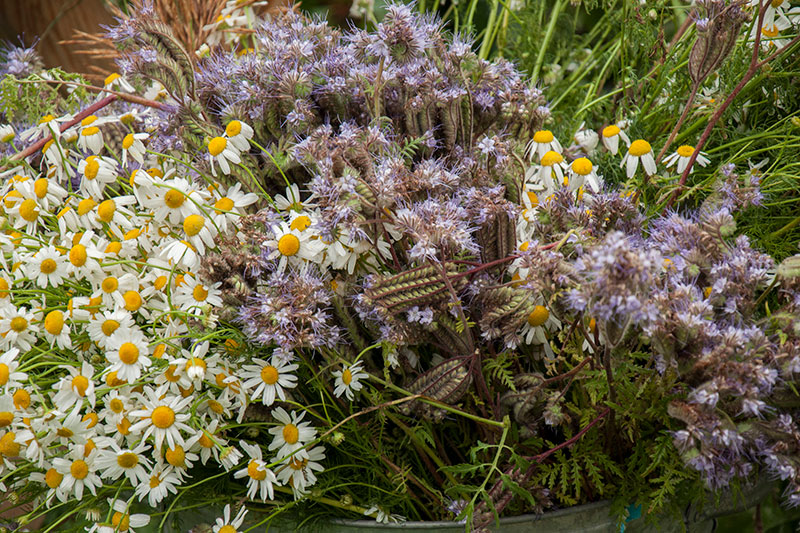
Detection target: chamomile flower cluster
<box><xmin>0</xmin><ymin>109</ymin><xmax>333</xmax><ymax>522</ymax></box>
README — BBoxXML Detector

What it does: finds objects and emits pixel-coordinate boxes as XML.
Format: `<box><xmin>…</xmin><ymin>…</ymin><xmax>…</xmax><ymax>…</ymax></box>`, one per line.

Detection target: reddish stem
<box><xmin>663</xmin><ymin>0</ymin><xmax>797</xmax><ymax>212</ymax></box>
<box><xmin>528</xmin><ymin>407</ymin><xmax>611</xmax><ymax>463</ymax></box>
<box><xmin>4</xmin><ymin>95</ymin><xmax>118</xmax><ymax>167</ymax></box>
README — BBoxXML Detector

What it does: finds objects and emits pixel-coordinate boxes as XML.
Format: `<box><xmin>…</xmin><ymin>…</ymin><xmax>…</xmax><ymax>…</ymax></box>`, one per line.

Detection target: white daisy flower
<box><xmin>569</xmin><ymin>157</ymin><xmax>602</xmax><ymax>193</ymax></box>
<box><xmin>86</xmin><ymin>498</ymin><xmax>150</xmax><ymax>533</ymax></box>
<box><xmin>144</xmin><ymin>175</ymin><xmax>207</xmax><ymax>225</ymax></box>
<box><xmin>29</xmin><ymin>463</ymin><xmax>68</xmax><ymax>505</ymax></box>
<box><xmin>41</xmin><ymin>308</ymin><xmax>72</xmax><ymax>350</ymax></box>
<box><xmin>20</xmin><ymin>113</ymin><xmax>71</xmax><ymax>142</ymax></box>
<box><xmin>207</xmin><ymin>136</ymin><xmax>241</xmax><ymax>176</ymax></box>
<box><xmin>49</xmin><ymin>404</ymin><xmax>94</xmax><ymax>446</ymax></box>
<box><xmin>103</xmin><ymin>72</ymin><xmax>136</xmax><ymax>92</ymax></box>
<box><xmin>161</xmin><ymin>238</ymin><xmax>202</xmax><ymax>270</ymax></box>
<box><xmin>209</xmin><ymin>182</ymin><xmax>258</xmax><ymax>232</ymax></box>
<box><xmin>106</xmin><ymin>327</ymin><xmax>152</xmax><ymax>382</ymax></box>
<box><xmin>241</xmin><ymin>356</ymin><xmax>299</xmax><ymax>406</ymax></box>
<box><xmin>526</xmin><ymin>130</ymin><xmax>563</xmax><ymax>161</ymax></box>
<box><xmin>213</xmin><ymin>504</ymin><xmax>248</xmax><ymax>533</ymax></box>
<box><xmin>0</xmin><ymin>124</ymin><xmax>15</xmax><ymax>143</ymax></box>
<box><xmin>164</xmin><ymin>443</ymin><xmax>200</xmax><ymax>474</ymax></box>
<box><xmin>95</xmin><ymin>441</ymin><xmax>152</xmax><ymax>485</ymax></box>
<box><xmin>87</xmin><ymin>309</ymin><xmax>135</xmax><ymax>349</ymax></box>
<box><xmin>276</xmin><ymin>445</ymin><xmax>325</xmax><ymax>498</ymax></box>
<box><xmin>52</xmin><ymin>444</ymin><xmax>102</xmax><ymax>500</ymax></box>
<box><xmin>662</xmin><ymin>145</ymin><xmax>710</xmax><ymax>175</ymax></box>
<box><xmin>234</xmin><ymin>441</ymin><xmax>277</xmax><ymax>502</ymax></box>
<box><xmin>332</xmin><ymin>362</ymin><xmax>369</xmax><ymax>401</ymax></box>
<box><xmin>17</xmin><ymin>174</ymin><xmax>67</xmax><ymax>211</ymax></box>
<box><xmin>263</xmin><ymin>221</ymin><xmax>325</xmax><ymax>273</ymax></box>
<box><xmin>0</xmin><ymin>307</ymin><xmax>39</xmax><ymax>352</ymax></box>
<box><xmin>535</xmin><ymin>150</ymin><xmax>568</xmax><ymax>190</ymax></box>
<box><xmin>520</xmin><ymin>302</ymin><xmax>561</xmax><ymax>358</ymax></box>
<box><xmin>268</xmin><ymin>407</ymin><xmax>317</xmax><ymax>461</ymax></box>
<box><xmin>178</xmin><ymin>214</ymin><xmax>217</xmax><ymax>256</ymax></box>
<box><xmin>77</xmin><ymin>156</ymin><xmax>118</xmax><ymax>199</ymax></box>
<box><xmin>134</xmin><ymin>464</ymin><xmax>181</xmax><ymax>506</ymax></box>
<box><xmin>128</xmin><ymin>386</ymin><xmax>194</xmax><ymax>451</ymax></box>
<box><xmin>23</xmin><ymin>245</ymin><xmax>69</xmax><ymax>288</ymax></box>
<box><xmin>174</xmin><ymin>276</ymin><xmax>223</xmax><ymax>316</ymax></box>
<box><xmin>77</xmin><ymin>115</ymin><xmax>105</xmax><ymax>154</ymax></box>
<box><xmin>621</xmin><ymin>139</ymin><xmax>657</xmax><ymax>178</ymax></box>
<box><xmin>274</xmin><ymin>183</ymin><xmax>314</xmax><ymax>212</ymax></box>
<box><xmin>52</xmin><ymin>361</ymin><xmax>96</xmax><ymax>411</ymax></box>
<box><xmin>224</xmin><ymin>120</ymin><xmax>254</xmax><ymax>151</ymax></box>
<box><xmin>600</xmin><ymin>123</ymin><xmax>631</xmax><ymax>155</ymax></box>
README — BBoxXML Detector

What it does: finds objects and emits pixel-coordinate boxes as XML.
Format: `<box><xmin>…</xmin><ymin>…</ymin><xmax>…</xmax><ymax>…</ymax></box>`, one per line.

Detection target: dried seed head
<box><xmin>689</xmin><ymin>1</ymin><xmax>749</xmax><ymax>86</ymax></box>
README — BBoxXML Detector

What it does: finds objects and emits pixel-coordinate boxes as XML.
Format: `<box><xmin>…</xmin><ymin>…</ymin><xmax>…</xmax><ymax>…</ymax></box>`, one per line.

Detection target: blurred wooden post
<box><xmin>0</xmin><ymin>0</ymin><xmax>117</xmax><ymax>80</ymax></box>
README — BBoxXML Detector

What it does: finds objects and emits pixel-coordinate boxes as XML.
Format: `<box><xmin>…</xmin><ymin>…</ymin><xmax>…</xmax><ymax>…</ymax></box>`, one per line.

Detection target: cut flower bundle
<box><xmin>0</xmin><ymin>1</ymin><xmax>799</xmax><ymax>531</ymax></box>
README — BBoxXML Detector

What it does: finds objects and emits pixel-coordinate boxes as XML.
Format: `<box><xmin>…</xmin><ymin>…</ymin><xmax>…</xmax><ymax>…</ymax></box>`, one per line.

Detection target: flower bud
<box><xmin>777</xmin><ymin>254</ymin><xmax>800</xmax><ymax>280</ymax></box>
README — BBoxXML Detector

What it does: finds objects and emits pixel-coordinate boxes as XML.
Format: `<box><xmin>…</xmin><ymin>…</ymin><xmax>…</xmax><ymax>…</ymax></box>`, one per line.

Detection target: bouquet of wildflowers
<box><xmin>1</xmin><ymin>0</ymin><xmax>800</xmax><ymax>531</ymax></box>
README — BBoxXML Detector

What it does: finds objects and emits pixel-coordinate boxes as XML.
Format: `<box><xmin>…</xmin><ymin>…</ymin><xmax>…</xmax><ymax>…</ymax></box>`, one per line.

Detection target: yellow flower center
<box><xmin>164</xmin><ymin>189</ymin><xmax>185</xmax><ymax>208</ymax></box>
<box><xmin>210</xmin><ymin>198</ymin><xmax>234</xmax><ymax>214</ymax></box>
<box><xmin>77</xmin><ymin>198</ymin><xmax>97</xmax><ymax>216</ymax></box>
<box><xmin>154</xmin><ymin>275</ymin><xmax>168</xmax><ymax>291</ymax></box>
<box><xmin>676</xmin><ymin>145</ymin><xmax>695</xmax><ymax>158</ymax></box>
<box><xmin>70</xmin><ymin>459</ymin><xmax>89</xmax><ymax>480</ymax></box>
<box><xmin>81</xmin><ymin>126</ymin><xmax>100</xmax><ymax>137</ymax></box>
<box><xmin>118</xmin><ymin>342</ymin><xmax>140</xmax><ymax>365</ymax></box>
<box><xmin>762</xmin><ymin>25</ymin><xmax>780</xmax><ymax>38</ymax></box>
<box><xmin>19</xmin><ymin>198</ymin><xmax>39</xmax><ymax>222</ymax></box>
<box><xmin>56</xmin><ymin>427</ymin><xmax>74</xmax><ymax>438</ymax></box>
<box><xmin>102</xmin><ymin>276</ymin><xmax>119</xmax><ymax>293</ymax></box>
<box><xmin>0</xmin><ymin>411</ymin><xmax>12</xmax><ymax>427</ymax></box>
<box><xmin>208</xmin><ymin>136</ymin><xmax>227</xmax><ymax>156</ymax></box>
<box><xmin>101</xmin><ymin>319</ymin><xmax>120</xmax><ymax>337</ymax></box>
<box><xmin>283</xmin><ymin>423</ymin><xmax>299</xmax><ymax>444</ymax></box>
<box><xmin>69</xmin><ymin>244</ymin><xmax>87</xmax><ymax>266</ymax></box>
<box><xmin>44</xmin><ymin>310</ymin><xmax>64</xmax><ymax>335</ymax></box>
<box><xmin>226</xmin><ymin>121</ymin><xmax>242</xmax><ymax>137</ymax></box>
<box><xmin>83</xmin><ymin>412</ymin><xmax>99</xmax><ymax>428</ymax></box>
<box><xmin>12</xmin><ymin>389</ymin><xmax>29</xmax><ymax>409</ymax></box>
<box><xmin>532</xmin><ymin>130</ymin><xmax>554</xmax><ymax>143</ymax></box>
<box><xmin>109</xmin><ymin>398</ymin><xmax>124</xmax><ymax>413</ymax></box>
<box><xmin>0</xmin><ymin>364</ymin><xmax>8</xmax><ymax>386</ymax></box>
<box><xmin>105</xmin><ymin>241</ymin><xmax>122</xmax><ymax>255</ymax></box>
<box><xmin>149</xmin><ymin>474</ymin><xmax>162</xmax><ymax>488</ymax></box>
<box><xmin>0</xmin><ymin>278</ymin><xmax>8</xmax><ymax>299</ymax></box>
<box><xmin>277</xmin><ymin>234</ymin><xmax>300</xmax><ymax>256</ymax></box>
<box><xmin>290</xmin><ymin>215</ymin><xmax>312</xmax><ymax>232</ymax></box>
<box><xmin>0</xmin><ymin>431</ymin><xmax>19</xmax><ymax>457</ymax></box>
<box><xmin>39</xmin><ymin>114</ymin><xmax>55</xmax><ymax>124</ymax></box>
<box><xmin>104</xmin><ymin>73</ymin><xmax>121</xmax><ymax>85</ymax></box>
<box><xmin>10</xmin><ymin>316</ymin><xmax>27</xmax><ymax>332</ymax></box>
<box><xmin>72</xmin><ymin>375</ymin><xmax>89</xmax><ymax>396</ymax></box>
<box><xmin>260</xmin><ymin>365</ymin><xmax>279</xmax><ymax>384</ymax></box>
<box><xmin>151</xmin><ymin>406</ymin><xmax>176</xmax><ymax>428</ymax></box>
<box><xmin>208</xmin><ymin>399</ymin><xmax>225</xmax><ymax>414</ymax></box>
<box><xmin>34</xmin><ymin>178</ymin><xmax>48</xmax><ymax>199</ymax></box>
<box><xmin>540</xmin><ymin>150</ymin><xmax>564</xmax><ymax>167</ymax></box>
<box><xmin>219</xmin><ymin>526</ymin><xmax>237</xmax><ymax>533</ymax></box>
<box><xmin>117</xmin><ymin>452</ymin><xmax>139</xmax><ymax>468</ymax></box>
<box><xmin>166</xmin><ymin>445</ymin><xmax>186</xmax><ymax>467</ymax></box>
<box><xmin>602</xmin><ymin>125</ymin><xmax>620</xmax><ymax>138</ymax></box>
<box><xmin>45</xmin><ymin>468</ymin><xmax>63</xmax><ymax>489</ymax></box>
<box><xmin>111</xmin><ymin>511</ymin><xmax>130</xmax><ymax>532</ymax></box>
<box><xmin>193</xmin><ymin>285</ymin><xmax>209</xmax><ymax>302</ymax></box>
<box><xmin>342</xmin><ymin>368</ymin><xmax>353</xmax><ymax>385</ymax></box>
<box><xmin>123</xmin><ymin>290</ymin><xmax>142</xmax><ymax>311</ymax></box>
<box><xmin>247</xmin><ymin>459</ymin><xmax>266</xmax><ymax>480</ymax></box>
<box><xmin>571</xmin><ymin>157</ymin><xmax>593</xmax><ymax>176</ymax></box>
<box><xmin>81</xmin><ymin>115</ymin><xmax>98</xmax><ymax>127</ymax></box>
<box><xmin>183</xmin><ymin>214</ymin><xmax>205</xmax><ymax>236</ymax></box>
<box><xmin>527</xmin><ymin>305</ymin><xmax>549</xmax><ymax>327</ymax></box>
<box><xmin>122</xmin><ymin>134</ymin><xmax>135</xmax><ymax>149</ymax></box>
<box><xmin>40</xmin><ymin>258</ymin><xmax>57</xmax><ymax>274</ymax></box>
<box><xmin>628</xmin><ymin>139</ymin><xmax>652</xmax><ymax>157</ymax></box>
<box><xmin>97</xmin><ymin>199</ymin><xmax>116</xmax><ymax>223</ymax></box>
<box><xmin>165</xmin><ymin>365</ymin><xmax>181</xmax><ymax>383</ymax></box>
<box><xmin>84</xmin><ymin>157</ymin><xmax>99</xmax><ymax>179</ymax></box>
<box><xmin>519</xmin><ymin>241</ymin><xmax>531</xmax><ymax>252</ymax></box>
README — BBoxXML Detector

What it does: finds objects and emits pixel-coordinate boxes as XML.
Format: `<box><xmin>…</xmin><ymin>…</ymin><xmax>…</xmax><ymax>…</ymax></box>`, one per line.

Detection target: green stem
<box><xmin>531</xmin><ymin>0</ymin><xmax>565</xmax><ymax>84</ymax></box>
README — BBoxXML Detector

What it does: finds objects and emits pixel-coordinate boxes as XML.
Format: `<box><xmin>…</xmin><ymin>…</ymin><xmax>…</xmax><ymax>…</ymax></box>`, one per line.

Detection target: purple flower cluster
<box><xmin>237</xmin><ymin>268</ymin><xmax>341</xmax><ymax>351</ymax></box>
